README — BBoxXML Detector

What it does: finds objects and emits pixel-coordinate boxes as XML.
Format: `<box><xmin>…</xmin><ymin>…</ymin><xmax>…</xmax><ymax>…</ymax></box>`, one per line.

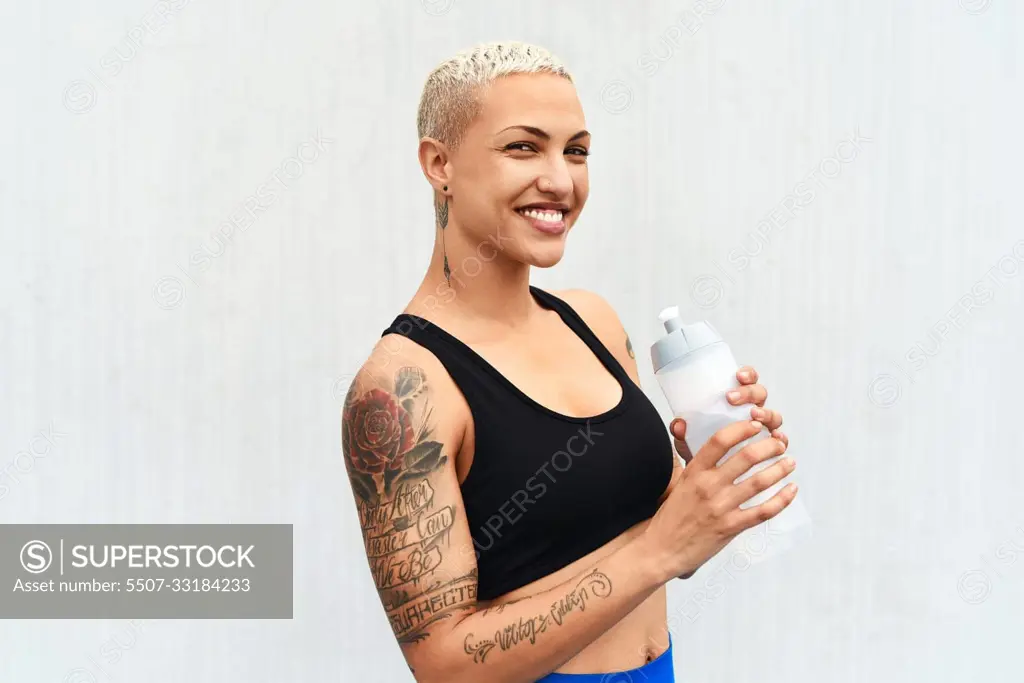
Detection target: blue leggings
<box><xmin>535</xmin><ymin>636</ymin><xmax>674</xmax><ymax>682</ymax></box>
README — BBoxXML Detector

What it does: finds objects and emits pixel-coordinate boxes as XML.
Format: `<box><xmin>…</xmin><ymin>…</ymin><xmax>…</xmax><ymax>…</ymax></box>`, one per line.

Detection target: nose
<box><xmin>537</xmin><ymin>156</ymin><xmax>574</xmax><ymax>196</ymax></box>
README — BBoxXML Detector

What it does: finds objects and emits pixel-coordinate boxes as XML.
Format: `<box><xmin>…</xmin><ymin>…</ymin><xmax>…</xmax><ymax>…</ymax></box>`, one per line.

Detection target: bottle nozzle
<box><xmin>658</xmin><ymin>306</ymin><xmax>683</xmax><ymax>333</ymax></box>
<box><xmin>651</xmin><ymin>310</ymin><xmax>725</xmax><ymax>373</ymax></box>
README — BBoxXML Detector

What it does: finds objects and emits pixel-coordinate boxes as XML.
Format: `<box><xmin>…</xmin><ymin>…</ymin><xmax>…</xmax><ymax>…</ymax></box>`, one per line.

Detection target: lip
<box><xmin>516</xmin><ymin>208</ymin><xmax>567</xmax><ymax>235</ymax></box>
<box><xmin>516</xmin><ymin>202</ymin><xmax>570</xmax><ymax>212</ymax></box>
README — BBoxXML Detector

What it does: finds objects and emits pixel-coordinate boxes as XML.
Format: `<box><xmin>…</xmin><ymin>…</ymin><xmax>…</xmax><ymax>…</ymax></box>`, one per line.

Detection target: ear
<box><xmin>418</xmin><ymin>137</ymin><xmax>451</xmax><ymax>193</ymax></box>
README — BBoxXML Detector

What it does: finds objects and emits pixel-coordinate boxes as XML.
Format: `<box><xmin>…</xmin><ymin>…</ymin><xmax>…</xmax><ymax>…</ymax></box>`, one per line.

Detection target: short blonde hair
<box><xmin>416</xmin><ymin>41</ymin><xmax>574</xmax><ymax>151</ymax></box>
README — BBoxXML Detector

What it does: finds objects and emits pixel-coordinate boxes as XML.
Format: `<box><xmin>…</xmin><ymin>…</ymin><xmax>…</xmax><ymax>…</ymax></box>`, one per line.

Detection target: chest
<box><xmin>471</xmin><ymin>319</ymin><xmax>624</xmax><ymax>420</ymax></box>
<box><xmin>464</xmin><ymin>394</ymin><xmax>675</xmax><ymax>538</ymax></box>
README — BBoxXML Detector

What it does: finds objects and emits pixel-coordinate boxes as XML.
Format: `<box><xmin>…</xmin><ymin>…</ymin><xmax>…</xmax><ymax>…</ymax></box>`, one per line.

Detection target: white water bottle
<box><xmin>650</xmin><ymin>306</ymin><xmax>811</xmax><ymax>567</ymax></box>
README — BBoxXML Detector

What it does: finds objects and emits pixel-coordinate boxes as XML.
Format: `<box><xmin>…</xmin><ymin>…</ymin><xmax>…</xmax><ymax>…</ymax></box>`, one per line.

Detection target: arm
<box><xmin>342</xmin><ymin>343</ymin><xmax>671</xmax><ymax>683</ymax></box>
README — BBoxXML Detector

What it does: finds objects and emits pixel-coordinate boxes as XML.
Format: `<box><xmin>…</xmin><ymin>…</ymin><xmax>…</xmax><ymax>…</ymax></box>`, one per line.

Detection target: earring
<box><xmin>436</xmin><ymin>186</ymin><xmax>451</xmax><ymax>286</ymax></box>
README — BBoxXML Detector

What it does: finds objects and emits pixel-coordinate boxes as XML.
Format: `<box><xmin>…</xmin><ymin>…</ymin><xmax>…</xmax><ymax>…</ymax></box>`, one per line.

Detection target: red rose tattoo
<box><xmin>344</xmin><ymin>388</ymin><xmax>416</xmax><ymax>475</ymax></box>
<box><xmin>342</xmin><ymin>366</ymin><xmax>447</xmax><ymax>502</ymax></box>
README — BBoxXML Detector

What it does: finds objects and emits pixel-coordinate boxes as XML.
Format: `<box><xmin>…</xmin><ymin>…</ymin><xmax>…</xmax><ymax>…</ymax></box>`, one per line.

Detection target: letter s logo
<box><xmin>21</xmin><ymin>540</ymin><xmax>53</xmax><ymax>574</ymax></box>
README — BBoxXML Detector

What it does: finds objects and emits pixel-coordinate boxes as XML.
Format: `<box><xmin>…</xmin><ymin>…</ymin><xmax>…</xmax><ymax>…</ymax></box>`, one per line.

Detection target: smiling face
<box><xmin>448</xmin><ymin>72</ymin><xmax>591</xmax><ymax>268</ymax></box>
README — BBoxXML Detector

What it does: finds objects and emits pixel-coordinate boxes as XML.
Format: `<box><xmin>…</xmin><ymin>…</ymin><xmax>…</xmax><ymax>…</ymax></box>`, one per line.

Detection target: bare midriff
<box><xmin>477</xmin><ymin>518</ymin><xmax>670</xmax><ymax>675</ymax></box>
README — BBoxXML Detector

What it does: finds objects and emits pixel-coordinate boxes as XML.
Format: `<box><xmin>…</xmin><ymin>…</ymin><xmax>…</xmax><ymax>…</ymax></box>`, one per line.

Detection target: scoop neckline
<box><xmin>394</xmin><ymin>288</ymin><xmax>631</xmax><ymax>425</ymax></box>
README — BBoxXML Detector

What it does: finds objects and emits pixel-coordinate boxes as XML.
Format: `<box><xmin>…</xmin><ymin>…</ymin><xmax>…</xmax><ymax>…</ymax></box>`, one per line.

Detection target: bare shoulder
<box><xmin>552</xmin><ymin>288</ymin><xmax>622</xmax><ymax>330</ymax></box>
<box><xmin>551</xmin><ymin>288</ymin><xmax>640</xmax><ymax>380</ymax></box>
<box><xmin>344</xmin><ymin>335</ymin><xmax>471</xmax><ymax>485</ymax></box>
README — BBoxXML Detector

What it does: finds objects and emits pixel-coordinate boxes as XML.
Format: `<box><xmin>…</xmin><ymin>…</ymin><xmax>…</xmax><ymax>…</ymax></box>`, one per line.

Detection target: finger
<box><xmin>749</xmin><ymin>406</ymin><xmax>783</xmax><ymax>432</ymax></box>
<box><xmin>725</xmin><ymin>447</ymin><xmax>794</xmax><ymax>511</ymax></box>
<box><xmin>770</xmin><ymin>428</ymin><xmax>788</xmax><ymax>449</ymax></box>
<box><xmin>726</xmin><ymin>383</ymin><xmax>768</xmax><ymax>407</ymax></box>
<box><xmin>728</xmin><ymin>481</ymin><xmax>799</xmax><ymax>533</ymax></box>
<box><xmin>689</xmin><ymin>419</ymin><xmax>764</xmax><ymax>474</ymax></box>
<box><xmin>736</xmin><ymin>366</ymin><xmax>758</xmax><ymax>384</ymax></box>
<box><xmin>669</xmin><ymin>418</ymin><xmax>695</xmax><ymax>465</ymax></box>
<box><xmin>718</xmin><ymin>433</ymin><xmax>788</xmax><ymax>485</ymax></box>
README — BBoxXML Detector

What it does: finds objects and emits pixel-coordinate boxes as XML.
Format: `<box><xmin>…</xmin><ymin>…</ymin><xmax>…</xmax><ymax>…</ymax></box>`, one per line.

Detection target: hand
<box><xmin>647</xmin><ymin>366</ymin><xmax>797</xmax><ymax>581</ymax></box>
<box><xmin>644</xmin><ymin>419</ymin><xmax>798</xmax><ymax>581</ymax></box>
<box><xmin>669</xmin><ymin>365</ymin><xmax>787</xmax><ymax>465</ymax></box>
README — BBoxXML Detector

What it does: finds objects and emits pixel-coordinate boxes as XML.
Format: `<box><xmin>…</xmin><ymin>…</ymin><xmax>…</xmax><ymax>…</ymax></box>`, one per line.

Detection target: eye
<box><xmin>505</xmin><ymin>142</ymin><xmax>537</xmax><ymax>153</ymax></box>
<box><xmin>567</xmin><ymin>147</ymin><xmax>590</xmax><ymax>157</ymax></box>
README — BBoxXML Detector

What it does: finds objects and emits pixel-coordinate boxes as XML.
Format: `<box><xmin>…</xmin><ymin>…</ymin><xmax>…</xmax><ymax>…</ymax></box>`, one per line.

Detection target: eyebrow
<box><xmin>497</xmin><ymin>125</ymin><xmax>591</xmax><ymax>142</ymax></box>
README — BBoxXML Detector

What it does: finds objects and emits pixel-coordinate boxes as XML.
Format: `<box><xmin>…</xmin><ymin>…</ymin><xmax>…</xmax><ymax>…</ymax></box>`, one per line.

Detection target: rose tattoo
<box><xmin>343</xmin><ymin>366</ymin><xmax>448</xmax><ymax>500</ymax></box>
<box><xmin>344</xmin><ymin>388</ymin><xmax>416</xmax><ymax>475</ymax></box>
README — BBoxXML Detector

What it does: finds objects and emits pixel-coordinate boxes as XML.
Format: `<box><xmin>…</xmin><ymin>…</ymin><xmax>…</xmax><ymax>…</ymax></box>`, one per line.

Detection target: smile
<box><xmin>516</xmin><ymin>208</ymin><xmax>567</xmax><ymax>235</ymax></box>
<box><xmin>516</xmin><ymin>208</ymin><xmax>564</xmax><ymax>222</ymax></box>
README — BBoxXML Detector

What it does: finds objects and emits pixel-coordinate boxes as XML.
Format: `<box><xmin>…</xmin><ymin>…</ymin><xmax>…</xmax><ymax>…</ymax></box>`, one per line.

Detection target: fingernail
<box><xmin>739</xmin><ymin>371</ymin><xmax>752</xmax><ymax>381</ymax></box>
<box><xmin>727</xmin><ymin>391</ymin><xmax>741</xmax><ymax>402</ymax></box>
<box><xmin>750</xmin><ymin>420</ymin><xmax>762</xmax><ymax>430</ymax></box>
<box><xmin>751</xmin><ymin>407</ymin><xmax>765</xmax><ymax>420</ymax></box>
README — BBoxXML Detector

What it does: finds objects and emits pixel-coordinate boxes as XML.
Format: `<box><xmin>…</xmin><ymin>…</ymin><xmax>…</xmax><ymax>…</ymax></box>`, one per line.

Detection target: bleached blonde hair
<box><xmin>416</xmin><ymin>41</ymin><xmax>574</xmax><ymax>152</ymax></box>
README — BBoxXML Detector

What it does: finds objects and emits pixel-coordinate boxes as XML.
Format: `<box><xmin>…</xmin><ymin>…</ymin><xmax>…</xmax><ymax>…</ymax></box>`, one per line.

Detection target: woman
<box><xmin>341</xmin><ymin>41</ymin><xmax>798</xmax><ymax>683</ymax></box>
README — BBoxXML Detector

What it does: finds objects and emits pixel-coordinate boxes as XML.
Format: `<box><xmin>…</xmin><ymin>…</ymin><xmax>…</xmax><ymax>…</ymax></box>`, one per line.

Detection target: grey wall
<box><xmin>2</xmin><ymin>0</ymin><xmax>1021</xmax><ymax>681</ymax></box>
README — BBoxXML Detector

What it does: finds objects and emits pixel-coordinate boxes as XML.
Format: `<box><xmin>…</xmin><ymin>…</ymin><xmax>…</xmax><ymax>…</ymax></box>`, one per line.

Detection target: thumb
<box><xmin>670</xmin><ymin>418</ymin><xmax>694</xmax><ymax>464</ymax></box>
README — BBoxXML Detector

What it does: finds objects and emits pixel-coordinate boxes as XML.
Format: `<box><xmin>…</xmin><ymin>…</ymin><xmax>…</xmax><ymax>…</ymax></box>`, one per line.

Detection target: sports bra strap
<box><xmin>528</xmin><ymin>286</ymin><xmax>632</xmax><ymax>383</ymax></box>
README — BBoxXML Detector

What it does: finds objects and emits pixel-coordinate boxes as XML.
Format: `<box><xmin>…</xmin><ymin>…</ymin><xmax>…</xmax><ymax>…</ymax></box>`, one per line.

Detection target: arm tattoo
<box><xmin>625</xmin><ymin>332</ymin><xmax>635</xmax><ymax>360</ymax></box>
<box><xmin>462</xmin><ymin>569</ymin><xmax>613</xmax><ymax>664</ymax></box>
<box><xmin>343</xmin><ymin>365</ymin><xmax>477</xmax><ymax>645</ymax></box>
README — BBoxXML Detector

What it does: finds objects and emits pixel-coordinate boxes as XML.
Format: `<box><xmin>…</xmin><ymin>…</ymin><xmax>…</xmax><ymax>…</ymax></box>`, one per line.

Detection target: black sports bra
<box><xmin>382</xmin><ymin>286</ymin><xmax>674</xmax><ymax>601</ymax></box>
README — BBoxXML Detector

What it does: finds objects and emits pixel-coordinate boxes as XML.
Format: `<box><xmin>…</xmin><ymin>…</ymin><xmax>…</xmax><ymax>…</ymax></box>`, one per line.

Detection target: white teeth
<box><xmin>519</xmin><ymin>209</ymin><xmax>563</xmax><ymax>222</ymax></box>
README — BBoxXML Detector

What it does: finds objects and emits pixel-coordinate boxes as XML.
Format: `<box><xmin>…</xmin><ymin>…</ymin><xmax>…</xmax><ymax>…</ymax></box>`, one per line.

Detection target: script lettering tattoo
<box><xmin>343</xmin><ymin>365</ymin><xmax>476</xmax><ymax>644</ymax></box>
<box><xmin>463</xmin><ymin>570</ymin><xmax>613</xmax><ymax>664</ymax></box>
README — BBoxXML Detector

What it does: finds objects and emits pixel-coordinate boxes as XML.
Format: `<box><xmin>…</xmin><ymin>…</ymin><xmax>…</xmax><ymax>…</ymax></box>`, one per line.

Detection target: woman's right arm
<box><xmin>342</xmin><ymin>343</ymin><xmax>797</xmax><ymax>682</ymax></box>
<box><xmin>341</xmin><ymin>347</ymin><xmax>674</xmax><ymax>683</ymax></box>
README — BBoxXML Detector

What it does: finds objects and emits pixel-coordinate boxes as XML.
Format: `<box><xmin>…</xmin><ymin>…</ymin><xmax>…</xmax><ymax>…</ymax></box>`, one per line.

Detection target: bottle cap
<box><xmin>658</xmin><ymin>306</ymin><xmax>684</xmax><ymax>333</ymax></box>
<box><xmin>650</xmin><ymin>310</ymin><xmax>723</xmax><ymax>373</ymax></box>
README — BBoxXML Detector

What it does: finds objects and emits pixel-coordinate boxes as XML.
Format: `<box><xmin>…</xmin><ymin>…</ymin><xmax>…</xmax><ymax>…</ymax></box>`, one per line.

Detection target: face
<box><xmin>446</xmin><ymin>72</ymin><xmax>591</xmax><ymax>268</ymax></box>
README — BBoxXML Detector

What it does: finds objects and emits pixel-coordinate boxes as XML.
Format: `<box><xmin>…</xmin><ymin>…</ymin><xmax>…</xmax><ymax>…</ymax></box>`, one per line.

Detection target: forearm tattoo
<box><xmin>463</xmin><ymin>570</ymin><xmax>613</xmax><ymax>664</ymax></box>
<box><xmin>343</xmin><ymin>366</ymin><xmax>476</xmax><ymax>645</ymax></box>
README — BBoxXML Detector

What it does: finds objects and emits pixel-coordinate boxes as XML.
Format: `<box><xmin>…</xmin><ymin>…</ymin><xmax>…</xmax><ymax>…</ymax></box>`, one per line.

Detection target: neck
<box><xmin>406</xmin><ymin>222</ymin><xmax>536</xmax><ymax>327</ymax></box>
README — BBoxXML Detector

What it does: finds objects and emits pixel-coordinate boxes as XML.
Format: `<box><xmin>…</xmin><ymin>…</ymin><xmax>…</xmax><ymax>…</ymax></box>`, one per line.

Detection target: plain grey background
<box><xmin>2</xmin><ymin>0</ymin><xmax>1022</xmax><ymax>681</ymax></box>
